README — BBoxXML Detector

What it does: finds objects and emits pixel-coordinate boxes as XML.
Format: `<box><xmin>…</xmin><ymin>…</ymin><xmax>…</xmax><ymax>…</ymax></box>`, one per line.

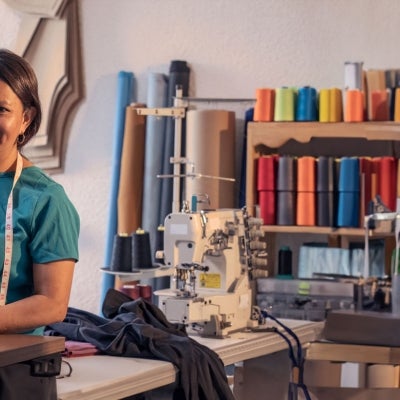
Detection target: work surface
<box><xmin>0</xmin><ymin>334</ymin><xmax>65</xmax><ymax>367</ymax></box>
<box><xmin>194</xmin><ymin>318</ymin><xmax>323</xmax><ymax>365</ymax></box>
<box><xmin>57</xmin><ymin>319</ymin><xmax>323</xmax><ymax>400</ymax></box>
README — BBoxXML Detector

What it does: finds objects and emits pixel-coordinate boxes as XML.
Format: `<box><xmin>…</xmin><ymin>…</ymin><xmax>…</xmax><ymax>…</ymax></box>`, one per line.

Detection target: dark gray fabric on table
<box><xmin>45</xmin><ymin>289</ymin><xmax>235</xmax><ymax>400</ymax></box>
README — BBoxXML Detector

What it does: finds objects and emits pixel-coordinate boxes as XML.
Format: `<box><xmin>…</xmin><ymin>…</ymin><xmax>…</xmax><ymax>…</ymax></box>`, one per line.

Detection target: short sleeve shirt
<box><xmin>0</xmin><ymin>166</ymin><xmax>80</xmax><ymax>332</ymax></box>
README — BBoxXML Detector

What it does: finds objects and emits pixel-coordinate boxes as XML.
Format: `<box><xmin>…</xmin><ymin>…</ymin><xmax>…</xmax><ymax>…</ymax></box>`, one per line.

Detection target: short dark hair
<box><xmin>0</xmin><ymin>49</ymin><xmax>42</xmax><ymax>147</ymax></box>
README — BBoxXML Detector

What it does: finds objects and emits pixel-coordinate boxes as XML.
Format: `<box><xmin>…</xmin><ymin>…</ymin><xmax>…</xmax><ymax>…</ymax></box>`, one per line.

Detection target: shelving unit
<box><xmin>245</xmin><ymin>121</ymin><xmax>400</xmax><ymax>275</ymax></box>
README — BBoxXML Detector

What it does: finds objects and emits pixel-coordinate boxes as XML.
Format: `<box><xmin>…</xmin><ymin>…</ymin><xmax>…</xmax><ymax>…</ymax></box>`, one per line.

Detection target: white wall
<box><xmin>1</xmin><ymin>0</ymin><xmax>400</xmax><ymax>313</ymax></box>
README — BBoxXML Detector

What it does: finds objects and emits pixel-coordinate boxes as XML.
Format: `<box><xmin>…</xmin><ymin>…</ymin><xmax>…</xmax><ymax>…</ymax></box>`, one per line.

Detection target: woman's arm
<box><xmin>0</xmin><ymin>260</ymin><xmax>75</xmax><ymax>333</ymax></box>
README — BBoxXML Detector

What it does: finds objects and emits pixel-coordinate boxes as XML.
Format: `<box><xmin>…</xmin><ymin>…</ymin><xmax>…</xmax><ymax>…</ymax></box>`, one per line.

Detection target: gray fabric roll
<box><xmin>141</xmin><ymin>72</ymin><xmax>168</xmax><ymax>260</ymax></box>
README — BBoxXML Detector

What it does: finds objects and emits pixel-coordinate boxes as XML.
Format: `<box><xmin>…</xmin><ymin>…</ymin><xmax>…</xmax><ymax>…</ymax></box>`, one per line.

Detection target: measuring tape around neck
<box><xmin>0</xmin><ymin>153</ymin><xmax>23</xmax><ymax>306</ymax></box>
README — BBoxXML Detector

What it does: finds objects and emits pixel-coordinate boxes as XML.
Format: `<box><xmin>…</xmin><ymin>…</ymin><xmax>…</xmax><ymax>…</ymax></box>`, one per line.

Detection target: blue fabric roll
<box><xmin>159</xmin><ymin>60</ymin><xmax>190</xmax><ymax>221</ymax></box>
<box><xmin>100</xmin><ymin>71</ymin><xmax>134</xmax><ymax>312</ymax></box>
<box><xmin>141</xmin><ymin>72</ymin><xmax>168</xmax><ymax>259</ymax></box>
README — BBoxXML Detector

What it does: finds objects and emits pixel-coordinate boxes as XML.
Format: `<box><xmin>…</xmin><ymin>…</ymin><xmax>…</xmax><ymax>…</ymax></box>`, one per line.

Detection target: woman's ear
<box><xmin>23</xmin><ymin>107</ymin><xmax>36</xmax><ymax>129</ymax></box>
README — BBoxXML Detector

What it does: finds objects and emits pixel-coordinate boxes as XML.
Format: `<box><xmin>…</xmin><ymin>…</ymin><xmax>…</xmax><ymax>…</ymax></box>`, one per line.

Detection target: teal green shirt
<box><xmin>0</xmin><ymin>166</ymin><xmax>80</xmax><ymax>334</ymax></box>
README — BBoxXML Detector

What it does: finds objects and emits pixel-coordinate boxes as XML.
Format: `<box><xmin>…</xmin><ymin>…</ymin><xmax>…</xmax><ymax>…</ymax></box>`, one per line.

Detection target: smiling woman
<box><xmin>0</xmin><ymin>48</ymin><xmax>80</xmax><ymax>399</ymax></box>
<box><xmin>3</xmin><ymin>0</ymin><xmax>83</xmax><ymax>173</ymax></box>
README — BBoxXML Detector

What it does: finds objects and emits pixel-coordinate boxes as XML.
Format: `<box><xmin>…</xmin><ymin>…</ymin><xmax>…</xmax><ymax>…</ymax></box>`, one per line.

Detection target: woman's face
<box><xmin>0</xmin><ymin>80</ymin><xmax>32</xmax><ymax>153</ymax></box>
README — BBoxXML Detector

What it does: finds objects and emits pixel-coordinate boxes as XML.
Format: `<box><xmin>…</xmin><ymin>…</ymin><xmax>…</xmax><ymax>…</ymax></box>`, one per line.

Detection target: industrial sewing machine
<box><xmin>155</xmin><ymin>207</ymin><xmax>267</xmax><ymax>337</ymax></box>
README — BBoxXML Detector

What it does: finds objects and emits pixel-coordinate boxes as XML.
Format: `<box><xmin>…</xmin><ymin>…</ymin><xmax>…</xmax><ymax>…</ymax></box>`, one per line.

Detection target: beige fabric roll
<box><xmin>117</xmin><ymin>103</ymin><xmax>146</xmax><ymax>234</ymax></box>
<box><xmin>185</xmin><ymin>109</ymin><xmax>235</xmax><ymax>210</ymax></box>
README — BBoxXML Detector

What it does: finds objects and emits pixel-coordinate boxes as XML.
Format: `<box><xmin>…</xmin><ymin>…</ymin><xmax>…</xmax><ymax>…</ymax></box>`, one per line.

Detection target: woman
<box><xmin>0</xmin><ymin>48</ymin><xmax>79</xmax><ymax>335</ymax></box>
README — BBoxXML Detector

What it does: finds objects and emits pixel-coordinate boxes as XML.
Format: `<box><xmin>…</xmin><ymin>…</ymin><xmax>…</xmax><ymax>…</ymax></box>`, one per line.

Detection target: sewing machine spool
<box><xmin>131</xmin><ymin>229</ymin><xmax>153</xmax><ymax>269</ymax></box>
<box><xmin>110</xmin><ymin>233</ymin><xmax>132</xmax><ymax>272</ymax></box>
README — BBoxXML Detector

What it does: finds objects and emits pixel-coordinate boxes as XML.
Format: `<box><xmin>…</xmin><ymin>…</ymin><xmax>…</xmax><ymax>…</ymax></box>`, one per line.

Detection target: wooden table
<box><xmin>57</xmin><ymin>356</ymin><xmax>176</xmax><ymax>400</ymax></box>
<box><xmin>57</xmin><ymin>319</ymin><xmax>323</xmax><ymax>400</ymax></box>
<box><xmin>0</xmin><ymin>334</ymin><xmax>65</xmax><ymax>367</ymax></box>
<box><xmin>0</xmin><ymin>334</ymin><xmax>65</xmax><ymax>399</ymax></box>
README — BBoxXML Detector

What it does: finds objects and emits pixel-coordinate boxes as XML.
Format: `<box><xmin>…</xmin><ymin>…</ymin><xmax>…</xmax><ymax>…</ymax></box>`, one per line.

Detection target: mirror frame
<box><xmin>4</xmin><ymin>0</ymin><xmax>83</xmax><ymax>173</ymax></box>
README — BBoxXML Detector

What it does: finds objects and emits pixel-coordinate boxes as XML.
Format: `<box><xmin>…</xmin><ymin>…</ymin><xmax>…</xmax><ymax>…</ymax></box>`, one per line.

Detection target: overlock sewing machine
<box><xmin>155</xmin><ymin>207</ymin><xmax>267</xmax><ymax>337</ymax></box>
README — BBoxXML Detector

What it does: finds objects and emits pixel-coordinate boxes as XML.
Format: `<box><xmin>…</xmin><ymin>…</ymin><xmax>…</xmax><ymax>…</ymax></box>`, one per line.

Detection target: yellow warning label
<box><xmin>199</xmin><ymin>273</ymin><xmax>221</xmax><ymax>289</ymax></box>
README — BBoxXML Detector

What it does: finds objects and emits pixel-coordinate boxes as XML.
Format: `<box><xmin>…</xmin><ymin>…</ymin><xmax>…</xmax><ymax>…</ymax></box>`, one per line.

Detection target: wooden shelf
<box><xmin>260</xmin><ymin>225</ymin><xmax>393</xmax><ymax>237</ymax></box>
<box><xmin>307</xmin><ymin>341</ymin><xmax>400</xmax><ymax>364</ymax></box>
<box><xmin>248</xmin><ymin>121</ymin><xmax>400</xmax><ymax>148</ymax></box>
<box><xmin>245</xmin><ymin>119</ymin><xmax>399</xmax><ymax>278</ymax></box>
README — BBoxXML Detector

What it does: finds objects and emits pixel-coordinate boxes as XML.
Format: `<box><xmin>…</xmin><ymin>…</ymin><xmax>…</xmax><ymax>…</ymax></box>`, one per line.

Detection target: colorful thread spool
<box><xmin>344</xmin><ymin>61</ymin><xmax>364</xmax><ymax>90</ymax></box>
<box><xmin>319</xmin><ymin>88</ymin><xmax>343</xmax><ymax>122</ymax></box>
<box><xmin>296</xmin><ymin>156</ymin><xmax>316</xmax><ymax>226</ymax></box>
<box><xmin>369</xmin><ymin>90</ymin><xmax>390</xmax><ymax>121</ymax></box>
<box><xmin>254</xmin><ymin>88</ymin><xmax>275</xmax><ymax>122</ymax></box>
<box><xmin>276</xmin><ymin>156</ymin><xmax>296</xmax><ymax>225</ymax></box>
<box><xmin>319</xmin><ymin>89</ymin><xmax>330</xmax><ymax>123</ymax></box>
<box><xmin>257</xmin><ymin>156</ymin><xmax>276</xmax><ymax>225</ymax></box>
<box><xmin>394</xmin><ymin>88</ymin><xmax>400</xmax><ymax>122</ymax></box>
<box><xmin>344</xmin><ymin>90</ymin><xmax>364</xmax><ymax>122</ymax></box>
<box><xmin>329</xmin><ymin>88</ymin><xmax>343</xmax><ymax>122</ymax></box>
<box><xmin>317</xmin><ymin>156</ymin><xmax>336</xmax><ymax>227</ymax></box>
<box><xmin>296</xmin><ymin>86</ymin><xmax>317</xmax><ymax>121</ymax></box>
<box><xmin>278</xmin><ymin>246</ymin><xmax>292</xmax><ymax>277</ymax></box>
<box><xmin>274</xmin><ymin>87</ymin><xmax>295</xmax><ymax>122</ymax></box>
<box><xmin>337</xmin><ymin>157</ymin><xmax>360</xmax><ymax>227</ymax></box>
<box><xmin>378</xmin><ymin>156</ymin><xmax>396</xmax><ymax>211</ymax></box>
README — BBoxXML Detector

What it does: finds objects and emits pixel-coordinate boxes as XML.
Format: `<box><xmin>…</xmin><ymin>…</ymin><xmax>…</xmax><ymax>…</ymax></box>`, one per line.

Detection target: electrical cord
<box><xmin>260</xmin><ymin>309</ymin><xmax>311</xmax><ymax>400</ymax></box>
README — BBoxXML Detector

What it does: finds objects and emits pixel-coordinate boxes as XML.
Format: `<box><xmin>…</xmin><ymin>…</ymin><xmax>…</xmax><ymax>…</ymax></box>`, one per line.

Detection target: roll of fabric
<box><xmin>117</xmin><ymin>103</ymin><xmax>146</xmax><ymax>234</ymax></box>
<box><xmin>185</xmin><ymin>109</ymin><xmax>236</xmax><ymax>210</ymax></box>
<box><xmin>160</xmin><ymin>60</ymin><xmax>190</xmax><ymax>221</ymax></box>
<box><xmin>141</xmin><ymin>72</ymin><xmax>168</xmax><ymax>260</ymax></box>
<box><xmin>101</xmin><ymin>71</ymin><xmax>134</xmax><ymax>311</ymax></box>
